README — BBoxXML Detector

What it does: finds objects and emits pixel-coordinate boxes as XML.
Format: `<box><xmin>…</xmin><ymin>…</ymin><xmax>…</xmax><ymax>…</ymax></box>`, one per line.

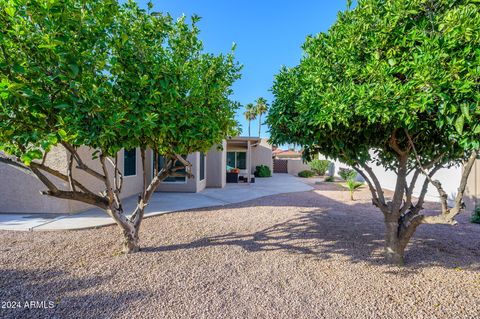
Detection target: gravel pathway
<box><xmin>1</xmin><ymin>183</ymin><xmax>479</xmax><ymax>318</ymax></box>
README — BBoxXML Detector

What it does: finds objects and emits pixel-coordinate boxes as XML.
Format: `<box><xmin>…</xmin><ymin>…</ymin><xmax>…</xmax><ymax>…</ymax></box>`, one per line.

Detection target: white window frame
<box><xmin>151</xmin><ymin>153</ymin><xmax>188</xmax><ymax>184</ymax></box>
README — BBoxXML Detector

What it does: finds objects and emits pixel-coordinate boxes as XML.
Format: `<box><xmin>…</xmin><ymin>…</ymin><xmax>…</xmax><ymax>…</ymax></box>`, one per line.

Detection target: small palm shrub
<box><xmin>471</xmin><ymin>206</ymin><xmax>480</xmax><ymax>224</ymax></box>
<box><xmin>338</xmin><ymin>168</ymin><xmax>356</xmax><ymax>181</ymax></box>
<box><xmin>309</xmin><ymin>159</ymin><xmax>331</xmax><ymax>176</ymax></box>
<box><xmin>346</xmin><ymin>179</ymin><xmax>363</xmax><ymax>200</ymax></box>
<box><xmin>254</xmin><ymin>165</ymin><xmax>272</xmax><ymax>177</ymax></box>
<box><xmin>298</xmin><ymin>170</ymin><xmax>315</xmax><ymax>178</ymax></box>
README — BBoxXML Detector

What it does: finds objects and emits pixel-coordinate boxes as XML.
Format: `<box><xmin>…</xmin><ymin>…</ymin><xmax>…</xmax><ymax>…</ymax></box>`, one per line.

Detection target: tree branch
<box><xmin>30</xmin><ymin>165</ymin><xmax>109</xmax><ymax>209</ymax></box>
<box><xmin>389</xmin><ymin>129</ymin><xmax>408</xmax><ymax>156</ymax></box>
<box><xmin>391</xmin><ymin>154</ymin><xmax>409</xmax><ymax>215</ymax></box>
<box><xmin>353</xmin><ymin>165</ymin><xmax>383</xmax><ymax>209</ymax></box>
<box><xmin>400</xmin><ymin>168</ymin><xmax>421</xmax><ymax>215</ymax></box>
<box><xmin>0</xmin><ymin>155</ymin><xmax>35</xmax><ymax>177</ymax></box>
<box><xmin>405</xmin><ymin>130</ymin><xmax>450</xmax><ymax>213</ymax></box>
<box><xmin>67</xmin><ymin>153</ymin><xmax>76</xmax><ymax>192</ymax></box>
<box><xmin>358</xmin><ymin>162</ymin><xmax>388</xmax><ymax>211</ymax></box>
<box><xmin>61</xmin><ymin>142</ymin><xmax>106</xmax><ymax>181</ymax></box>
<box><xmin>29</xmin><ymin>162</ymin><xmax>94</xmax><ymax>195</ymax></box>
<box><xmin>106</xmin><ymin>155</ymin><xmax>123</xmax><ymax>194</ymax></box>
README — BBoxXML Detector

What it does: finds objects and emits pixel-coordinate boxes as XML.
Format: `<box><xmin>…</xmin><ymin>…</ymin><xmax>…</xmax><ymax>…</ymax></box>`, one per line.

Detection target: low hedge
<box><xmin>298</xmin><ymin>170</ymin><xmax>315</xmax><ymax>178</ymax></box>
<box><xmin>254</xmin><ymin>165</ymin><xmax>272</xmax><ymax>177</ymax></box>
<box><xmin>471</xmin><ymin>206</ymin><xmax>480</xmax><ymax>224</ymax></box>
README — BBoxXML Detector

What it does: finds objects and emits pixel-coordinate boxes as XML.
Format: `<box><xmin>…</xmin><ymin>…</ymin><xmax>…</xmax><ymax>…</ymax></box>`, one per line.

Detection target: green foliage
<box><xmin>255</xmin><ymin>97</ymin><xmax>269</xmax><ymax>136</ymax></box>
<box><xmin>346</xmin><ymin>180</ymin><xmax>364</xmax><ymax>201</ymax></box>
<box><xmin>0</xmin><ymin>0</ymin><xmax>241</xmax><ymax>163</ymax></box>
<box><xmin>324</xmin><ymin>176</ymin><xmax>335</xmax><ymax>182</ymax></box>
<box><xmin>244</xmin><ymin>103</ymin><xmax>257</xmax><ymax>137</ymax></box>
<box><xmin>471</xmin><ymin>206</ymin><xmax>480</xmax><ymax>224</ymax></box>
<box><xmin>338</xmin><ymin>168</ymin><xmax>357</xmax><ymax>181</ymax></box>
<box><xmin>254</xmin><ymin>165</ymin><xmax>271</xmax><ymax>177</ymax></box>
<box><xmin>298</xmin><ymin>170</ymin><xmax>315</xmax><ymax>178</ymax></box>
<box><xmin>309</xmin><ymin>159</ymin><xmax>330</xmax><ymax>175</ymax></box>
<box><xmin>338</xmin><ymin>168</ymin><xmax>361</xmax><ymax>199</ymax></box>
<box><xmin>267</xmin><ymin>0</ymin><xmax>480</xmax><ymax>172</ymax></box>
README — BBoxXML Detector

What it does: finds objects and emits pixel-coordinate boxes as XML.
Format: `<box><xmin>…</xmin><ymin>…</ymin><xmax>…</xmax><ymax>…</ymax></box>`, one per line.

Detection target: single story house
<box><xmin>0</xmin><ymin>137</ymin><xmax>273</xmax><ymax>214</ymax></box>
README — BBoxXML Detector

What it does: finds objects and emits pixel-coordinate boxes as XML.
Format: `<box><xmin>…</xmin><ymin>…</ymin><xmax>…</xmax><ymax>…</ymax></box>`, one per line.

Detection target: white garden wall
<box><xmin>321</xmin><ymin>155</ymin><xmax>462</xmax><ymax>204</ymax></box>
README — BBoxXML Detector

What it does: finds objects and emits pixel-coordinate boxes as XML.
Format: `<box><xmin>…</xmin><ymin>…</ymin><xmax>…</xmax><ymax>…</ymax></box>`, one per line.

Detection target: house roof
<box><xmin>273</xmin><ymin>149</ymin><xmax>302</xmax><ymax>158</ymax></box>
<box><xmin>228</xmin><ymin>136</ymin><xmax>262</xmax><ymax>142</ymax></box>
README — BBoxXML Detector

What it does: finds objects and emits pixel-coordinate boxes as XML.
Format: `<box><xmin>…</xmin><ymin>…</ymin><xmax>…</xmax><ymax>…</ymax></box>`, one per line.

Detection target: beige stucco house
<box><xmin>466</xmin><ymin>160</ymin><xmax>480</xmax><ymax>211</ymax></box>
<box><xmin>0</xmin><ymin>137</ymin><xmax>272</xmax><ymax>214</ymax></box>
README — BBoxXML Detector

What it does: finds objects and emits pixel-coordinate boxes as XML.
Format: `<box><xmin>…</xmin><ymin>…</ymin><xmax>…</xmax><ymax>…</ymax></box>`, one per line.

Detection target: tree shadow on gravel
<box><xmin>145</xmin><ymin>190</ymin><xmax>480</xmax><ymax>272</ymax></box>
<box><xmin>0</xmin><ymin>268</ymin><xmax>147</xmax><ymax>319</ymax></box>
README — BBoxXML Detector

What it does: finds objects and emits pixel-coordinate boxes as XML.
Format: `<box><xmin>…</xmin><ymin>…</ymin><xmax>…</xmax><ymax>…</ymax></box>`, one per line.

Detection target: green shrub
<box><xmin>471</xmin><ymin>207</ymin><xmax>480</xmax><ymax>224</ymax></box>
<box><xmin>298</xmin><ymin>170</ymin><xmax>315</xmax><ymax>178</ymax></box>
<box><xmin>338</xmin><ymin>168</ymin><xmax>357</xmax><ymax>181</ymax></box>
<box><xmin>309</xmin><ymin>159</ymin><xmax>331</xmax><ymax>175</ymax></box>
<box><xmin>324</xmin><ymin>176</ymin><xmax>335</xmax><ymax>182</ymax></box>
<box><xmin>254</xmin><ymin>165</ymin><xmax>272</xmax><ymax>177</ymax></box>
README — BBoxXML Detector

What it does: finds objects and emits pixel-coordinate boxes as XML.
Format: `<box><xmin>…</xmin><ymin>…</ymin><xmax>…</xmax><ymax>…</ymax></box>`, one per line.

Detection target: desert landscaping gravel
<box><xmin>1</xmin><ymin>182</ymin><xmax>479</xmax><ymax>319</ymax></box>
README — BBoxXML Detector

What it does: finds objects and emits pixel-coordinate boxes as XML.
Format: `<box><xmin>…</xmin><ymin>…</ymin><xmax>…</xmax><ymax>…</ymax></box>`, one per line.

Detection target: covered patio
<box><xmin>225</xmin><ymin>136</ymin><xmax>272</xmax><ymax>184</ymax></box>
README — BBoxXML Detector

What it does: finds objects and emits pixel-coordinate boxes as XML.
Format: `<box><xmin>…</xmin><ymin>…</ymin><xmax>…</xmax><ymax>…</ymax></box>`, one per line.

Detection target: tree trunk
<box><xmin>258</xmin><ymin>114</ymin><xmax>262</xmax><ymax>137</ymax></box>
<box><xmin>384</xmin><ymin>220</ymin><xmax>405</xmax><ymax>265</ymax></box>
<box><xmin>122</xmin><ymin>226</ymin><xmax>140</xmax><ymax>254</ymax></box>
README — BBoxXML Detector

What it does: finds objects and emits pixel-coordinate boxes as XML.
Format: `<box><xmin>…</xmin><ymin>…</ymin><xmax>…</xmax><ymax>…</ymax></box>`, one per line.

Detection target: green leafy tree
<box><xmin>338</xmin><ymin>168</ymin><xmax>357</xmax><ymax>181</ymax></box>
<box><xmin>255</xmin><ymin>97</ymin><xmax>269</xmax><ymax>137</ymax></box>
<box><xmin>309</xmin><ymin>159</ymin><xmax>330</xmax><ymax>176</ymax></box>
<box><xmin>267</xmin><ymin>0</ymin><xmax>479</xmax><ymax>264</ymax></box>
<box><xmin>244</xmin><ymin>103</ymin><xmax>257</xmax><ymax>137</ymax></box>
<box><xmin>0</xmin><ymin>0</ymin><xmax>241</xmax><ymax>253</ymax></box>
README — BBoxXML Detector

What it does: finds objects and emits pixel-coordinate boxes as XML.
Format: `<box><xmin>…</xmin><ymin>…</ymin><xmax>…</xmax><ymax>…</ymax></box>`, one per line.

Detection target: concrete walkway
<box><xmin>0</xmin><ymin>174</ymin><xmax>312</xmax><ymax>231</ymax></box>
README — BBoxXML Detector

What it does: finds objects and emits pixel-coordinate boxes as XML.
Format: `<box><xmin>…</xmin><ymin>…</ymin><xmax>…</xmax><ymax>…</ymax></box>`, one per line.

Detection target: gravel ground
<box><xmin>1</xmin><ymin>182</ymin><xmax>480</xmax><ymax>319</ymax></box>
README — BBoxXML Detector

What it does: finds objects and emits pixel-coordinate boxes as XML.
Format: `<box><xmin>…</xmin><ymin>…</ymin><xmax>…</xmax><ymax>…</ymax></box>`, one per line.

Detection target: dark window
<box><xmin>200</xmin><ymin>152</ymin><xmax>205</xmax><ymax>181</ymax></box>
<box><xmin>236</xmin><ymin>152</ymin><xmax>247</xmax><ymax>170</ymax></box>
<box><xmin>226</xmin><ymin>151</ymin><xmax>247</xmax><ymax>170</ymax></box>
<box><xmin>124</xmin><ymin>149</ymin><xmax>136</xmax><ymax>176</ymax></box>
<box><xmin>158</xmin><ymin>154</ymin><xmax>187</xmax><ymax>183</ymax></box>
<box><xmin>227</xmin><ymin>152</ymin><xmax>236</xmax><ymax>170</ymax></box>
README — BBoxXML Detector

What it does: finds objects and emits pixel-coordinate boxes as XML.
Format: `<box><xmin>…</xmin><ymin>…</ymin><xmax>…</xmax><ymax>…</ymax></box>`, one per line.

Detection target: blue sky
<box><xmin>135</xmin><ymin>1</ymin><xmax>350</xmax><ymax>138</ymax></box>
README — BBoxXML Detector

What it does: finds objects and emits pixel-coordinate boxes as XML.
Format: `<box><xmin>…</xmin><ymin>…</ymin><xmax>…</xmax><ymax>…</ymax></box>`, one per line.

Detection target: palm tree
<box><xmin>244</xmin><ymin>103</ymin><xmax>257</xmax><ymax>137</ymax></box>
<box><xmin>255</xmin><ymin>97</ymin><xmax>269</xmax><ymax>137</ymax></box>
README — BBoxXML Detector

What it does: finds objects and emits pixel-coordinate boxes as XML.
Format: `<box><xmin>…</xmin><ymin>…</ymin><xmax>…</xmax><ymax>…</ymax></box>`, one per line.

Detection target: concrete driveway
<box><xmin>0</xmin><ymin>174</ymin><xmax>312</xmax><ymax>231</ymax></box>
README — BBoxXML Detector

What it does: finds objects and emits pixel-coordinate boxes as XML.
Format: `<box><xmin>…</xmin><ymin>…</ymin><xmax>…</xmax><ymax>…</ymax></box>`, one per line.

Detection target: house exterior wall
<box><xmin>0</xmin><ymin>147</ymin><xmax>71</xmax><ymax>214</ymax></box>
<box><xmin>251</xmin><ymin>138</ymin><xmax>273</xmax><ymax>173</ymax></box>
<box><xmin>287</xmin><ymin>159</ymin><xmax>311</xmax><ymax>176</ymax></box>
<box><xmin>0</xmin><ymin>146</ymin><xmax>146</xmax><ymax>214</ymax></box>
<box><xmin>466</xmin><ymin>159</ymin><xmax>480</xmax><ymax>211</ymax></box>
<box><xmin>68</xmin><ymin>147</ymin><xmax>145</xmax><ymax>213</ymax></box>
<box><xmin>206</xmin><ymin>141</ymin><xmax>226</xmax><ymax>188</ymax></box>
<box><xmin>154</xmin><ymin>152</ymin><xmax>202</xmax><ymax>193</ymax></box>
<box><xmin>0</xmin><ymin>137</ymin><xmax>276</xmax><ymax>214</ymax></box>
